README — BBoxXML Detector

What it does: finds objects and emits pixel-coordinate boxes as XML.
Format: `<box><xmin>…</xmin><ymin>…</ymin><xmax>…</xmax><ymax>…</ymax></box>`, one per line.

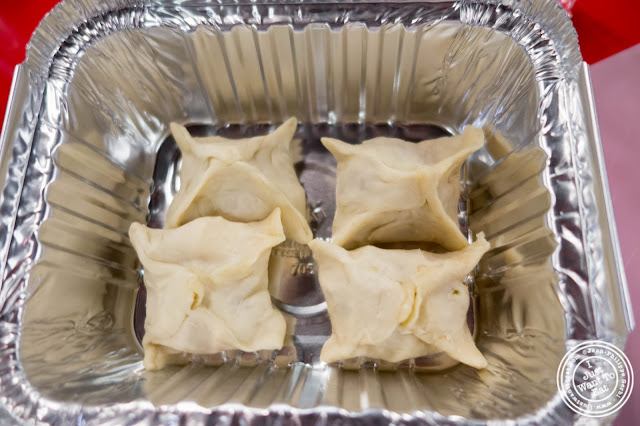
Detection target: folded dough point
<box><xmin>309</xmin><ymin>234</ymin><xmax>489</xmax><ymax>369</ymax></box>
<box><xmin>165</xmin><ymin>118</ymin><xmax>312</xmax><ymax>243</ymax></box>
<box><xmin>403</xmin><ymin>234</ymin><xmax>490</xmax><ymax>369</ymax></box>
<box><xmin>169</xmin><ymin>122</ymin><xmax>210</xmax><ymax>192</ymax></box>
<box><xmin>322</xmin><ymin>126</ymin><xmax>484</xmax><ymax>250</ymax></box>
<box><xmin>167</xmin><ymin>162</ymin><xmax>311</xmax><ymax>243</ymax></box>
<box><xmin>129</xmin><ymin>209</ymin><xmax>287</xmax><ymax>370</ymax></box>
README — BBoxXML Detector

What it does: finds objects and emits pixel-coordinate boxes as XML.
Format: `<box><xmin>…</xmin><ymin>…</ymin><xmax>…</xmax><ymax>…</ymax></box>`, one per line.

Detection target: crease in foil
<box><xmin>0</xmin><ymin>0</ymin><xmax>631</xmax><ymax>424</ymax></box>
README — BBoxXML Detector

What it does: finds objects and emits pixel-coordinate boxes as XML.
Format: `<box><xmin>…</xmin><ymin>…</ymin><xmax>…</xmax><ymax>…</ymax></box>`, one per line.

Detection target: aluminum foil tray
<box><xmin>0</xmin><ymin>0</ymin><xmax>633</xmax><ymax>424</ymax></box>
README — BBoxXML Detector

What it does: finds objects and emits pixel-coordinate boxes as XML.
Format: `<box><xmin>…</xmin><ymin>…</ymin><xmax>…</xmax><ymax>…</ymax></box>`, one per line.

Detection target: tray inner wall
<box><xmin>17</xmin><ymin>16</ymin><xmax>565</xmax><ymax>420</ymax></box>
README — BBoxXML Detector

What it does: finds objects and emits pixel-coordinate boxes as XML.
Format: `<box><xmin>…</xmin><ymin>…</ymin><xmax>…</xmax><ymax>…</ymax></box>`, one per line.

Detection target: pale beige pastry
<box><xmin>322</xmin><ymin>127</ymin><xmax>484</xmax><ymax>250</ymax></box>
<box><xmin>166</xmin><ymin>118</ymin><xmax>312</xmax><ymax>244</ymax></box>
<box><xmin>129</xmin><ymin>209</ymin><xmax>287</xmax><ymax>370</ymax></box>
<box><xmin>308</xmin><ymin>234</ymin><xmax>490</xmax><ymax>369</ymax></box>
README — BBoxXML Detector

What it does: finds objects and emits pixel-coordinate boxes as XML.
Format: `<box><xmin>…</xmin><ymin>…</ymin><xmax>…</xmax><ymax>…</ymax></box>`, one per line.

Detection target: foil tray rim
<box><xmin>0</xmin><ymin>0</ymin><xmax>630</xmax><ymax>424</ymax></box>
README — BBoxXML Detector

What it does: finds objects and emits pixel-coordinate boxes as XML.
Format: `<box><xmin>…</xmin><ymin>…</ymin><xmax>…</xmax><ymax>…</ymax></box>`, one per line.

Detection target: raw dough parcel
<box><xmin>129</xmin><ymin>209</ymin><xmax>287</xmax><ymax>370</ymax></box>
<box><xmin>322</xmin><ymin>127</ymin><xmax>484</xmax><ymax>250</ymax></box>
<box><xmin>166</xmin><ymin>118</ymin><xmax>312</xmax><ymax>244</ymax></box>
<box><xmin>308</xmin><ymin>235</ymin><xmax>490</xmax><ymax>369</ymax></box>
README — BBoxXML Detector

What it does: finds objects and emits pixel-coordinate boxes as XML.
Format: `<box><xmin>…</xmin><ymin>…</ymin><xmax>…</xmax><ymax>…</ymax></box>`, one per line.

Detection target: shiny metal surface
<box><xmin>0</xmin><ymin>0</ymin><xmax>632</xmax><ymax>424</ymax></box>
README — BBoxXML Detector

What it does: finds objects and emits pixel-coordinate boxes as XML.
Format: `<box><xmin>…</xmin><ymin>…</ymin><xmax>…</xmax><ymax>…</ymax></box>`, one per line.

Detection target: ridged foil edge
<box><xmin>0</xmin><ymin>0</ymin><xmax>631</xmax><ymax>424</ymax></box>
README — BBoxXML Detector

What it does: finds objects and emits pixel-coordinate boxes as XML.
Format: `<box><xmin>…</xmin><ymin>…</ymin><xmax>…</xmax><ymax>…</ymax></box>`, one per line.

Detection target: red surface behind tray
<box><xmin>0</xmin><ymin>1</ymin><xmax>60</xmax><ymax>120</ymax></box>
<box><xmin>571</xmin><ymin>0</ymin><xmax>640</xmax><ymax>64</ymax></box>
